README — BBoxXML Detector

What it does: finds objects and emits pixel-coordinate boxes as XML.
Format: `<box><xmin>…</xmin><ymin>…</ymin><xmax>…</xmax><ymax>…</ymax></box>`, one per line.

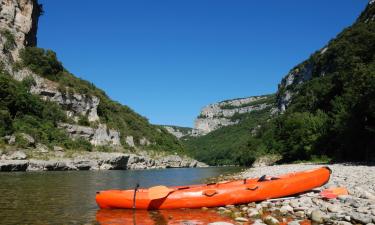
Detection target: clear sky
<box><xmin>37</xmin><ymin>0</ymin><xmax>368</xmax><ymax>127</ymax></box>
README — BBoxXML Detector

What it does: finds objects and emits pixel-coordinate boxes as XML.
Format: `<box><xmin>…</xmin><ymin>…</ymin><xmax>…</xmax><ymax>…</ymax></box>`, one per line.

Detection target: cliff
<box><xmin>0</xmin><ymin>0</ymin><xmax>186</xmax><ymax>163</ymax></box>
<box><xmin>192</xmin><ymin>95</ymin><xmax>276</xmax><ymax>136</ymax></box>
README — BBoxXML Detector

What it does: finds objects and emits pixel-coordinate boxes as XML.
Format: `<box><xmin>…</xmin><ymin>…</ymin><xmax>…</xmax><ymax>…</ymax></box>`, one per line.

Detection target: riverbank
<box><xmin>213</xmin><ymin>163</ymin><xmax>375</xmax><ymax>225</ymax></box>
<box><xmin>0</xmin><ymin>151</ymin><xmax>207</xmax><ymax>172</ymax></box>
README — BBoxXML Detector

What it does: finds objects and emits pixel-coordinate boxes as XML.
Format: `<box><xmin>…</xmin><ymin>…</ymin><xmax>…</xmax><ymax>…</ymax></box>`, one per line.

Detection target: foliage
<box><xmin>1</xmin><ymin>29</ymin><xmax>16</xmax><ymax>53</ymax></box>
<box><xmin>185</xmin><ymin>3</ymin><xmax>375</xmax><ymax>164</ymax></box>
<box><xmin>19</xmin><ymin>47</ymin><xmax>63</xmax><ymax>80</ymax></box>
<box><xmin>0</xmin><ymin>72</ymin><xmax>92</xmax><ymax>151</ymax></box>
<box><xmin>18</xmin><ymin>47</ymin><xmax>184</xmax><ymax>153</ymax></box>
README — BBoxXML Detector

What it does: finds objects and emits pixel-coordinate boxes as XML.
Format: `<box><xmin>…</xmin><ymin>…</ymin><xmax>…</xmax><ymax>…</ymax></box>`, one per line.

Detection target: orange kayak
<box><xmin>96</xmin><ymin>167</ymin><xmax>331</xmax><ymax>210</ymax></box>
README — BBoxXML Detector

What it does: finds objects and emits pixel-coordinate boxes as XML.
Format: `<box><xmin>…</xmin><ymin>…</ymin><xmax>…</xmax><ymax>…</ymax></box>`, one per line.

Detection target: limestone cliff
<box><xmin>277</xmin><ymin>0</ymin><xmax>375</xmax><ymax>112</ymax></box>
<box><xmin>192</xmin><ymin>95</ymin><xmax>276</xmax><ymax>136</ymax></box>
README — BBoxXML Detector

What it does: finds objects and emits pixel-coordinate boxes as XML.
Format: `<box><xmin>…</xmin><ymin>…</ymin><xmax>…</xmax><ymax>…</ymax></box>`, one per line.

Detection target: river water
<box><xmin>0</xmin><ymin>167</ymin><xmax>242</xmax><ymax>225</ymax></box>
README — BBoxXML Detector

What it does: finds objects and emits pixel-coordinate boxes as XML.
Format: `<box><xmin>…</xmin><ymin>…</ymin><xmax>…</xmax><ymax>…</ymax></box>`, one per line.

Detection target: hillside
<box><xmin>0</xmin><ymin>0</ymin><xmax>183</xmax><ymax>156</ymax></box>
<box><xmin>184</xmin><ymin>0</ymin><xmax>375</xmax><ymax>165</ymax></box>
<box><xmin>184</xmin><ymin>95</ymin><xmax>277</xmax><ymax>165</ymax></box>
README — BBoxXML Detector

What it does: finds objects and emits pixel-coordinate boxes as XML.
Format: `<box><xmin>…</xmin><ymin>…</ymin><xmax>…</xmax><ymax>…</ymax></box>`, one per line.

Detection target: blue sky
<box><xmin>37</xmin><ymin>0</ymin><xmax>368</xmax><ymax>127</ymax></box>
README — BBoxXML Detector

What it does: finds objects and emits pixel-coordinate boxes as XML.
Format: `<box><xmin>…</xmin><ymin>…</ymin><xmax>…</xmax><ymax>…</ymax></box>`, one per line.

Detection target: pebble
<box><xmin>208</xmin><ymin>223</ymin><xmax>234</xmax><ymax>225</ymax></box>
<box><xmin>280</xmin><ymin>205</ymin><xmax>293</xmax><ymax>215</ymax></box>
<box><xmin>234</xmin><ymin>217</ymin><xmax>248</xmax><ymax>222</ymax></box>
<box><xmin>295</xmin><ymin>211</ymin><xmax>305</xmax><ymax>218</ymax></box>
<box><xmin>372</xmin><ymin>209</ymin><xmax>375</xmax><ymax>216</ymax></box>
<box><xmin>263</xmin><ymin>215</ymin><xmax>279</xmax><ymax>225</ymax></box>
<box><xmin>335</xmin><ymin>221</ymin><xmax>352</xmax><ymax>225</ymax></box>
<box><xmin>286</xmin><ymin>221</ymin><xmax>300</xmax><ymax>225</ymax></box>
<box><xmin>311</xmin><ymin>210</ymin><xmax>325</xmax><ymax>223</ymax></box>
<box><xmin>328</xmin><ymin>204</ymin><xmax>342</xmax><ymax>213</ymax></box>
<box><xmin>357</xmin><ymin>206</ymin><xmax>369</xmax><ymax>213</ymax></box>
<box><xmin>247</xmin><ymin>208</ymin><xmax>260</xmax><ymax>218</ymax></box>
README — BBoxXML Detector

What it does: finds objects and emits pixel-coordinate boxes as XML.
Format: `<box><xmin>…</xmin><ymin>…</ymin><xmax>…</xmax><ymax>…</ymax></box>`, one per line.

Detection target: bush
<box><xmin>19</xmin><ymin>47</ymin><xmax>63</xmax><ymax>80</ymax></box>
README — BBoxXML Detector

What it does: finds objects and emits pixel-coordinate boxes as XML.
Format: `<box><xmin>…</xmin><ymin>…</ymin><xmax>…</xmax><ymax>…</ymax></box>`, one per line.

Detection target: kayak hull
<box><xmin>96</xmin><ymin>167</ymin><xmax>331</xmax><ymax>210</ymax></box>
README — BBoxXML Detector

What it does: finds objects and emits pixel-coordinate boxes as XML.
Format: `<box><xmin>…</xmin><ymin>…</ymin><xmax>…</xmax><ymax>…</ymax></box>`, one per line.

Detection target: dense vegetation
<box><xmin>0</xmin><ymin>72</ymin><xmax>92</xmax><ymax>150</ymax></box>
<box><xmin>184</xmin><ymin>107</ymin><xmax>275</xmax><ymax>166</ymax></box>
<box><xmin>4</xmin><ymin>46</ymin><xmax>184</xmax><ymax>153</ymax></box>
<box><xmin>186</xmin><ymin>3</ymin><xmax>375</xmax><ymax>165</ymax></box>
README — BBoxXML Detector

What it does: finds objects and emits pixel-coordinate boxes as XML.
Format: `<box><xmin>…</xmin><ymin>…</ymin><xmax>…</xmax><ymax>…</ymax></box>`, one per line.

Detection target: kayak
<box><xmin>96</xmin><ymin>166</ymin><xmax>331</xmax><ymax>210</ymax></box>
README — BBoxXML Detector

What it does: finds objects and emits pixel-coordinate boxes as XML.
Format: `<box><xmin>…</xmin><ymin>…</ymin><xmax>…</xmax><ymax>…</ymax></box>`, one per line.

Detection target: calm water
<box><xmin>0</xmin><ymin>167</ymin><xmax>242</xmax><ymax>225</ymax></box>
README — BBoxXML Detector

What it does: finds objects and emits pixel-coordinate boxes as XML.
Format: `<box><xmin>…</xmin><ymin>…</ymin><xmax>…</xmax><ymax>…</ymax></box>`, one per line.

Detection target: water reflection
<box><xmin>96</xmin><ymin>209</ymin><xmax>236</xmax><ymax>225</ymax></box>
<box><xmin>0</xmin><ymin>167</ymin><xmax>242</xmax><ymax>224</ymax></box>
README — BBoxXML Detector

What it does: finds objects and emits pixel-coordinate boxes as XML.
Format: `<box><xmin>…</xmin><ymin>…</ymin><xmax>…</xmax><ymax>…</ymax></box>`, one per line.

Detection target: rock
<box><xmin>247</xmin><ymin>208</ymin><xmax>260</xmax><ymax>218</ymax></box>
<box><xmin>362</xmin><ymin>191</ymin><xmax>375</xmax><ymax>200</ymax></box>
<box><xmin>357</xmin><ymin>207</ymin><xmax>370</xmax><ymax>213</ymax></box>
<box><xmin>252</xmin><ymin>154</ymin><xmax>282</xmax><ymax>167</ymax></box>
<box><xmin>372</xmin><ymin>209</ymin><xmax>375</xmax><ymax>216</ymax></box>
<box><xmin>59</xmin><ymin>123</ymin><xmax>121</xmax><ymax>146</ymax></box>
<box><xmin>125</xmin><ymin>136</ymin><xmax>135</xmax><ymax>147</ymax></box>
<box><xmin>53</xmin><ymin>146</ymin><xmax>64</xmax><ymax>152</ymax></box>
<box><xmin>192</xmin><ymin>95</ymin><xmax>274</xmax><ymax>136</ymax></box>
<box><xmin>349</xmin><ymin>212</ymin><xmax>373</xmax><ymax>224</ymax></box>
<box><xmin>334</xmin><ymin>221</ymin><xmax>352</xmax><ymax>225</ymax></box>
<box><xmin>295</xmin><ymin>211</ymin><xmax>305</xmax><ymax>218</ymax></box>
<box><xmin>328</xmin><ymin>204</ymin><xmax>342</xmax><ymax>213</ymax></box>
<box><xmin>0</xmin><ymin>160</ymin><xmax>28</xmax><ymax>172</ymax></box>
<box><xmin>287</xmin><ymin>221</ymin><xmax>300</xmax><ymax>225</ymax></box>
<box><xmin>263</xmin><ymin>215</ymin><xmax>279</xmax><ymax>225</ymax></box>
<box><xmin>289</xmin><ymin>199</ymin><xmax>300</xmax><ymax>208</ymax></box>
<box><xmin>5</xmin><ymin>135</ymin><xmax>16</xmax><ymax>145</ymax></box>
<box><xmin>139</xmin><ymin>137</ymin><xmax>151</xmax><ymax>146</ymax></box>
<box><xmin>163</xmin><ymin>126</ymin><xmax>192</xmax><ymax>139</ymax></box>
<box><xmin>311</xmin><ymin>210</ymin><xmax>325</xmax><ymax>223</ymax></box>
<box><xmin>235</xmin><ymin>217</ymin><xmax>248</xmax><ymax>222</ymax></box>
<box><xmin>280</xmin><ymin>205</ymin><xmax>293</xmax><ymax>215</ymax></box>
<box><xmin>35</xmin><ymin>143</ymin><xmax>49</xmax><ymax>153</ymax></box>
<box><xmin>207</xmin><ymin>223</ymin><xmax>234</xmax><ymax>225</ymax></box>
<box><xmin>6</xmin><ymin>150</ymin><xmax>27</xmax><ymax>160</ymax></box>
<box><xmin>19</xmin><ymin>133</ymin><xmax>35</xmax><ymax>146</ymax></box>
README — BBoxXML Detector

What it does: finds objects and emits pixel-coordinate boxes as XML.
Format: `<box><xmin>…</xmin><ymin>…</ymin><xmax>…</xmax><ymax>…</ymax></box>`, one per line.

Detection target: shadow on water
<box><xmin>96</xmin><ymin>208</ymin><xmax>236</xmax><ymax>225</ymax></box>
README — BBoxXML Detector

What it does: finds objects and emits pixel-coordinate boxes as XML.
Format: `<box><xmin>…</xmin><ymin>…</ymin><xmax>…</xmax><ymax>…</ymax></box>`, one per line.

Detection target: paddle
<box><xmin>148</xmin><ymin>185</ymin><xmax>174</xmax><ymax>199</ymax></box>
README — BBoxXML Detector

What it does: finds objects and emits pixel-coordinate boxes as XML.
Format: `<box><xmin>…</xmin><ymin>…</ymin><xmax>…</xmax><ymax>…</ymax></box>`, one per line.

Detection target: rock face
<box><xmin>0</xmin><ymin>0</ymin><xmax>41</xmax><ymax>64</ymax></box>
<box><xmin>0</xmin><ymin>151</ymin><xmax>208</xmax><ymax>172</ymax></box>
<box><xmin>193</xmin><ymin>95</ymin><xmax>275</xmax><ymax>136</ymax></box>
<box><xmin>163</xmin><ymin>126</ymin><xmax>192</xmax><ymax>139</ymax></box>
<box><xmin>277</xmin><ymin>62</ymin><xmax>313</xmax><ymax>112</ymax></box>
<box><xmin>58</xmin><ymin>123</ymin><xmax>121</xmax><ymax>146</ymax></box>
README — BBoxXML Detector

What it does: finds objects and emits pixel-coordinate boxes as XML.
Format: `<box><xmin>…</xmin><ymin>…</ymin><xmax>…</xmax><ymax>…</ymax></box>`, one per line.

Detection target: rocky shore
<box><xmin>0</xmin><ymin>151</ymin><xmax>207</xmax><ymax>172</ymax></box>
<box><xmin>210</xmin><ymin>164</ymin><xmax>375</xmax><ymax>225</ymax></box>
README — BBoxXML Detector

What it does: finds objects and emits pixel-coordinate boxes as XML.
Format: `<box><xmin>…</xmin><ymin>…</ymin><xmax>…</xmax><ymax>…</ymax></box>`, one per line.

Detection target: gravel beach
<box><xmin>212</xmin><ymin>163</ymin><xmax>375</xmax><ymax>225</ymax></box>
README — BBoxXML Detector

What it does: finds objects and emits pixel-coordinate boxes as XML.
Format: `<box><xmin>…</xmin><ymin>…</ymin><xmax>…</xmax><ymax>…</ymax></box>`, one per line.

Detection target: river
<box><xmin>0</xmin><ymin>167</ymin><xmax>243</xmax><ymax>224</ymax></box>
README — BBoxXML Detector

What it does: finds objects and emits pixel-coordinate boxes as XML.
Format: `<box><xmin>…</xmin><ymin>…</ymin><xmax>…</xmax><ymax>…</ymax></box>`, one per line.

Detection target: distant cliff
<box><xmin>192</xmin><ymin>95</ymin><xmax>276</xmax><ymax>136</ymax></box>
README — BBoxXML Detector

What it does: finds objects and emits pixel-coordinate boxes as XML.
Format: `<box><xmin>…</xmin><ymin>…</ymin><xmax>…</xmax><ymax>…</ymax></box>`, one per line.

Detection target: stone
<box><xmin>59</xmin><ymin>123</ymin><xmax>121</xmax><ymax>146</ymax></box>
<box><xmin>53</xmin><ymin>146</ymin><xmax>64</xmax><ymax>152</ymax></box>
<box><xmin>207</xmin><ymin>223</ymin><xmax>234</xmax><ymax>225</ymax></box>
<box><xmin>252</xmin><ymin>155</ymin><xmax>282</xmax><ymax>167</ymax></box>
<box><xmin>287</xmin><ymin>221</ymin><xmax>300</xmax><ymax>225</ymax></box>
<box><xmin>372</xmin><ymin>209</ymin><xmax>375</xmax><ymax>216</ymax></box>
<box><xmin>295</xmin><ymin>211</ymin><xmax>305</xmax><ymax>218</ymax></box>
<box><xmin>362</xmin><ymin>191</ymin><xmax>375</xmax><ymax>200</ymax></box>
<box><xmin>263</xmin><ymin>215</ymin><xmax>279</xmax><ymax>225</ymax></box>
<box><xmin>311</xmin><ymin>210</ymin><xmax>325</xmax><ymax>223</ymax></box>
<box><xmin>357</xmin><ymin>207</ymin><xmax>370</xmax><ymax>213</ymax></box>
<box><xmin>335</xmin><ymin>221</ymin><xmax>352</xmax><ymax>225</ymax></box>
<box><xmin>349</xmin><ymin>212</ymin><xmax>373</xmax><ymax>224</ymax></box>
<box><xmin>5</xmin><ymin>135</ymin><xmax>16</xmax><ymax>145</ymax></box>
<box><xmin>35</xmin><ymin>143</ymin><xmax>49</xmax><ymax>153</ymax></box>
<box><xmin>19</xmin><ymin>133</ymin><xmax>35</xmax><ymax>146</ymax></box>
<box><xmin>328</xmin><ymin>204</ymin><xmax>342</xmax><ymax>213</ymax></box>
<box><xmin>0</xmin><ymin>160</ymin><xmax>28</xmax><ymax>172</ymax></box>
<box><xmin>125</xmin><ymin>136</ymin><xmax>135</xmax><ymax>147</ymax></box>
<box><xmin>280</xmin><ymin>205</ymin><xmax>293</xmax><ymax>215</ymax></box>
<box><xmin>6</xmin><ymin>151</ymin><xmax>27</xmax><ymax>160</ymax></box>
<box><xmin>235</xmin><ymin>217</ymin><xmax>248</xmax><ymax>222</ymax></box>
<box><xmin>247</xmin><ymin>208</ymin><xmax>260</xmax><ymax>218</ymax></box>
<box><xmin>289</xmin><ymin>199</ymin><xmax>300</xmax><ymax>208</ymax></box>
